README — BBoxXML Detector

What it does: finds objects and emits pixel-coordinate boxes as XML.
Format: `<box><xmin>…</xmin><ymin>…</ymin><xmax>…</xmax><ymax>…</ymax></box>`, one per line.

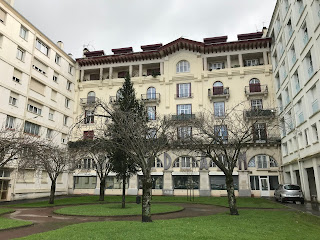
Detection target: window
<box><xmin>19</xmin><ymin>26</ymin><xmax>28</xmax><ymax>40</ymax></box>
<box><xmin>213</xmin><ymin>81</ymin><xmax>224</xmax><ymax>95</ymax></box>
<box><xmin>280</xmin><ymin>61</ymin><xmax>287</xmax><ymax>81</ymax></box>
<box><xmin>209</xmin><ymin>160</ymin><xmax>216</xmax><ymax>167</ymax></box>
<box><xmin>251</xmin><ymin>99</ymin><xmax>263</xmax><ymax>110</ymax></box>
<box><xmin>82</xmin><ymin>158</ymin><xmax>94</xmax><ymax>169</ymax></box>
<box><xmin>210</xmin><ymin>175</ymin><xmax>238</xmax><ymax>190</ymax></box>
<box><xmin>66</xmin><ymin>81</ymin><xmax>72</xmax><ymax>91</ymax></box>
<box><xmin>290</xmin><ymin>44</ymin><xmax>296</xmax><ymax>65</ymax></box>
<box><xmin>147</xmin><ymin>129</ymin><xmax>157</xmax><ymax>139</ymax></box>
<box><xmin>214</xmin><ymin>102</ymin><xmax>225</xmax><ymax>117</ymax></box>
<box><xmin>177</xmin><ymin>83</ymin><xmax>191</xmax><ymax>98</ymax></box>
<box><xmin>297</xmin><ymin>0</ymin><xmax>304</xmax><ymax>14</ymax></box>
<box><xmin>0</xmin><ymin>8</ymin><xmax>6</xmax><ymax>24</ymax></box>
<box><xmin>55</xmin><ymin>54</ymin><xmax>61</xmax><ymax>65</ymax></box>
<box><xmin>51</xmin><ymin>90</ymin><xmax>57</xmax><ymax>101</ymax></box>
<box><xmin>16</xmin><ymin>48</ymin><xmax>25</xmax><ymax>61</ymax></box>
<box><xmin>177</xmin><ymin>126</ymin><xmax>192</xmax><ymax>139</ymax></box>
<box><xmin>269</xmin><ymin>158</ymin><xmax>278</xmax><ymax>168</ymax></box>
<box><xmin>176</xmin><ymin>60</ymin><xmax>190</xmax><ymax>73</ymax></box>
<box><xmin>63</xmin><ymin>115</ymin><xmax>68</xmax><ymax>126</ymax></box>
<box><xmin>9</xmin><ymin>95</ymin><xmax>18</xmax><ymax>106</ymax></box>
<box><xmin>13</xmin><ymin>68</ymin><xmax>22</xmax><ymax>83</ymax></box>
<box><xmin>245</xmin><ymin>59</ymin><xmax>259</xmax><ymax>67</ymax></box>
<box><xmin>178</xmin><ymin>156</ymin><xmax>198</xmax><ymax>168</ymax></box>
<box><xmin>311</xmin><ymin>124</ymin><xmax>319</xmax><ymax>142</ymax></box>
<box><xmin>248</xmin><ymin>155</ymin><xmax>278</xmax><ymax>169</ymax></box>
<box><xmin>310</xmin><ymin>85</ymin><xmax>319</xmax><ymax>114</ymax></box>
<box><xmin>173</xmin><ymin>176</ymin><xmax>199</xmax><ymax>189</ymax></box>
<box><xmin>296</xmin><ymin>99</ymin><xmax>304</xmax><ymax>125</ymax></box>
<box><xmin>84</xmin><ymin>110</ymin><xmax>94</xmax><ymax>124</ymax></box>
<box><xmin>27</xmin><ymin>104</ymin><xmax>42</xmax><ymax>115</ymax></box>
<box><xmin>269</xmin><ymin>176</ymin><xmax>279</xmax><ymax>190</ymax></box>
<box><xmin>301</xmin><ymin>22</ymin><xmax>309</xmax><ymax>46</ymax></box>
<box><xmin>61</xmin><ymin>134</ymin><xmax>67</xmax><ymax>144</ymax></box>
<box><xmin>292</xmin><ymin>70</ymin><xmax>300</xmax><ymax>94</ymax></box>
<box><xmin>177</xmin><ymin>104</ymin><xmax>192</xmax><ymax>115</ymax></box>
<box><xmin>83</xmin><ymin>131</ymin><xmax>94</xmax><ymax>140</ymax></box>
<box><xmin>152</xmin><ymin>158</ymin><xmax>163</xmax><ymax>168</ymax></box>
<box><xmin>147</xmin><ymin>106</ymin><xmax>156</xmax><ymax>120</ymax></box>
<box><xmin>287</xmin><ymin>19</ymin><xmax>293</xmax><ymax>37</ymax></box>
<box><xmin>209</xmin><ymin>62</ymin><xmax>224</xmax><ymax>70</ymax></box>
<box><xmin>305</xmin><ymin>52</ymin><xmax>314</xmax><ymax>79</ymax></box>
<box><xmin>5</xmin><ymin>115</ymin><xmax>15</xmax><ymax>129</ymax></box>
<box><xmin>0</xmin><ymin>34</ymin><xmax>3</xmax><ymax>48</ymax></box>
<box><xmin>65</xmin><ymin>98</ymin><xmax>70</xmax><ymax>108</ymax></box>
<box><xmin>46</xmin><ymin>129</ymin><xmax>53</xmax><ymax>139</ymax></box>
<box><xmin>257</xmin><ymin>155</ymin><xmax>268</xmax><ymax>168</ymax></box>
<box><xmin>146</xmin><ymin>87</ymin><xmax>156</xmax><ymax>99</ymax></box>
<box><xmin>24</xmin><ymin>121</ymin><xmax>40</xmax><ymax>136</ymax></box>
<box><xmin>36</xmin><ymin>39</ymin><xmax>49</xmax><ymax>56</ymax></box>
<box><xmin>74</xmin><ymin>176</ymin><xmax>97</xmax><ymax>189</ymax></box>
<box><xmin>249</xmin><ymin>78</ymin><xmax>261</xmax><ymax>92</ymax></box>
<box><xmin>284</xmin><ymin>87</ymin><xmax>290</xmax><ymax>106</ymax></box>
<box><xmin>253</xmin><ymin>123</ymin><xmax>267</xmax><ymax>141</ymax></box>
<box><xmin>250</xmin><ymin>176</ymin><xmax>260</xmax><ymax>190</ymax></box>
<box><xmin>68</xmin><ymin>64</ymin><xmax>73</xmax><ymax>75</ymax></box>
<box><xmin>49</xmin><ymin>109</ymin><xmax>54</xmax><ymax>121</ymax></box>
<box><xmin>304</xmin><ymin>129</ymin><xmax>309</xmax><ymax>146</ymax></box>
<box><xmin>214</xmin><ymin>125</ymin><xmax>228</xmax><ymax>142</ymax></box>
<box><xmin>106</xmin><ymin>176</ymin><xmax>128</xmax><ymax>189</ymax></box>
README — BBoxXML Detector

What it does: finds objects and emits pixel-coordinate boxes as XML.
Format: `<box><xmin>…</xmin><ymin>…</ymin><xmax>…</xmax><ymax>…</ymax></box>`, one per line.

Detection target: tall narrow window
<box><xmin>16</xmin><ymin>48</ymin><xmax>25</xmax><ymax>61</ymax></box>
<box><xmin>20</xmin><ymin>26</ymin><xmax>28</xmax><ymax>40</ymax></box>
<box><xmin>36</xmin><ymin>39</ymin><xmax>49</xmax><ymax>56</ymax></box>
<box><xmin>176</xmin><ymin>60</ymin><xmax>190</xmax><ymax>73</ymax></box>
<box><xmin>251</xmin><ymin>99</ymin><xmax>263</xmax><ymax>110</ymax></box>
<box><xmin>310</xmin><ymin>85</ymin><xmax>319</xmax><ymax>114</ymax></box>
<box><xmin>147</xmin><ymin>106</ymin><xmax>156</xmax><ymax>120</ymax></box>
<box><xmin>147</xmin><ymin>87</ymin><xmax>156</xmax><ymax>99</ymax></box>
<box><xmin>214</xmin><ymin>102</ymin><xmax>225</xmax><ymax>117</ymax></box>
<box><xmin>177</xmin><ymin>126</ymin><xmax>192</xmax><ymax>139</ymax></box>
<box><xmin>301</xmin><ymin>22</ymin><xmax>309</xmax><ymax>46</ymax></box>
<box><xmin>177</xmin><ymin>83</ymin><xmax>191</xmax><ymax>98</ymax></box>
<box><xmin>55</xmin><ymin>54</ymin><xmax>61</xmax><ymax>65</ymax></box>
<box><xmin>5</xmin><ymin>115</ymin><xmax>15</xmax><ymax>129</ymax></box>
<box><xmin>253</xmin><ymin>123</ymin><xmax>267</xmax><ymax>141</ymax></box>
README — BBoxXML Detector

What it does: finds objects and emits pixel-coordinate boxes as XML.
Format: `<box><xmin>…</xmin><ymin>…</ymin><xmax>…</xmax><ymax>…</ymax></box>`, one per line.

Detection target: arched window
<box><xmin>176</xmin><ymin>60</ymin><xmax>190</xmax><ymax>73</ymax></box>
<box><xmin>249</xmin><ymin>78</ymin><xmax>261</xmax><ymax>93</ymax></box>
<box><xmin>116</xmin><ymin>89</ymin><xmax>123</xmax><ymax>101</ymax></box>
<box><xmin>173</xmin><ymin>159</ymin><xmax>180</xmax><ymax>167</ymax></box>
<box><xmin>269</xmin><ymin>157</ymin><xmax>278</xmax><ymax>167</ymax></box>
<box><xmin>248</xmin><ymin>158</ymin><xmax>256</xmax><ymax>167</ymax></box>
<box><xmin>87</xmin><ymin>91</ymin><xmax>96</xmax><ymax>103</ymax></box>
<box><xmin>209</xmin><ymin>160</ymin><xmax>216</xmax><ymax>168</ymax></box>
<box><xmin>147</xmin><ymin>87</ymin><xmax>156</xmax><ymax>99</ymax></box>
<box><xmin>151</xmin><ymin>158</ymin><xmax>163</xmax><ymax>168</ymax></box>
<box><xmin>213</xmin><ymin>81</ymin><xmax>224</xmax><ymax>95</ymax></box>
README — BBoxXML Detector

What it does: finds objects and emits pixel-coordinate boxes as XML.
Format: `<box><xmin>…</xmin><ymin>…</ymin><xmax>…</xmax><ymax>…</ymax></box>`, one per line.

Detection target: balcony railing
<box><xmin>141</xmin><ymin>93</ymin><xmax>160</xmax><ymax>103</ymax></box>
<box><xmin>172</xmin><ymin>114</ymin><xmax>195</xmax><ymax>121</ymax></box>
<box><xmin>244</xmin><ymin>109</ymin><xmax>276</xmax><ymax>119</ymax></box>
<box><xmin>80</xmin><ymin>97</ymin><xmax>99</xmax><ymax>105</ymax></box>
<box><xmin>245</xmin><ymin>84</ymin><xmax>268</xmax><ymax>98</ymax></box>
<box><xmin>174</xmin><ymin>93</ymin><xmax>194</xmax><ymax>99</ymax></box>
<box><xmin>208</xmin><ymin>87</ymin><xmax>230</xmax><ymax>101</ymax></box>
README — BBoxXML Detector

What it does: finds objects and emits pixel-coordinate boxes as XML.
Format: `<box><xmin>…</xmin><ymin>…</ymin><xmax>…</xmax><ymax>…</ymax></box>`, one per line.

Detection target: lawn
<box><xmin>10</xmin><ymin>195</ymin><xmax>284</xmax><ymax>209</ymax></box>
<box><xmin>55</xmin><ymin>203</ymin><xmax>183</xmax><ymax>216</ymax></box>
<box><xmin>0</xmin><ymin>208</ymin><xmax>32</xmax><ymax>230</ymax></box>
<box><xmin>18</xmin><ymin>210</ymin><xmax>320</xmax><ymax>240</ymax></box>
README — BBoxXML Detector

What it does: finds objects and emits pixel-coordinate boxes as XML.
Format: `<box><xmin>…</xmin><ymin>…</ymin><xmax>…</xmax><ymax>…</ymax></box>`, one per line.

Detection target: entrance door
<box><xmin>260</xmin><ymin>176</ymin><xmax>270</xmax><ymax>197</ymax></box>
<box><xmin>0</xmin><ymin>180</ymin><xmax>9</xmax><ymax>201</ymax></box>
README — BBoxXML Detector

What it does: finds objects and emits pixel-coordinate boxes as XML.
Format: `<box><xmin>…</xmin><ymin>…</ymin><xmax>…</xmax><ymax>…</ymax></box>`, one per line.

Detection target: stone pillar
<box><xmin>199</xmin><ymin>170</ymin><xmax>210</xmax><ymax>196</ymax></box>
<box><xmin>263</xmin><ymin>51</ymin><xmax>268</xmax><ymax>65</ymax></box>
<box><xmin>94</xmin><ymin>177</ymin><xmax>101</xmax><ymax>195</ymax></box>
<box><xmin>203</xmin><ymin>57</ymin><xmax>208</xmax><ymax>71</ymax></box>
<box><xmin>227</xmin><ymin>55</ymin><xmax>231</xmax><ymax>69</ymax></box>
<box><xmin>300</xmin><ymin>163</ymin><xmax>311</xmax><ymax>201</ymax></box>
<box><xmin>109</xmin><ymin>67</ymin><xmax>113</xmax><ymax>80</ymax></box>
<box><xmin>127</xmin><ymin>175</ymin><xmax>138</xmax><ymax>195</ymax></box>
<box><xmin>238</xmin><ymin>171</ymin><xmax>251</xmax><ymax>197</ymax></box>
<box><xmin>163</xmin><ymin>170</ymin><xmax>173</xmax><ymax>195</ymax></box>
<box><xmin>129</xmin><ymin>65</ymin><xmax>133</xmax><ymax>77</ymax></box>
<box><xmin>80</xmin><ymin>70</ymin><xmax>84</xmax><ymax>82</ymax></box>
<box><xmin>312</xmin><ymin>159</ymin><xmax>320</xmax><ymax>203</ymax></box>
<box><xmin>290</xmin><ymin>165</ymin><xmax>297</xmax><ymax>184</ymax></box>
<box><xmin>238</xmin><ymin>54</ymin><xmax>243</xmax><ymax>67</ymax></box>
<box><xmin>100</xmin><ymin>68</ymin><xmax>103</xmax><ymax>80</ymax></box>
<box><xmin>139</xmin><ymin>64</ymin><xmax>143</xmax><ymax>77</ymax></box>
<box><xmin>160</xmin><ymin>62</ymin><xmax>164</xmax><ymax>75</ymax></box>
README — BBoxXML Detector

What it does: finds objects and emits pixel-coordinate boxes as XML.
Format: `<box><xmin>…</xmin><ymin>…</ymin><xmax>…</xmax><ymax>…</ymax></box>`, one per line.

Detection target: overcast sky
<box><xmin>14</xmin><ymin>0</ymin><xmax>277</xmax><ymax>59</ymax></box>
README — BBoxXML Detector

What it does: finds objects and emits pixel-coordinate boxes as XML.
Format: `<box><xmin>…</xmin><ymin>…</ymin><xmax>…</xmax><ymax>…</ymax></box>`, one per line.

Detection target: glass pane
<box><xmin>261</xmin><ymin>179</ymin><xmax>268</xmax><ymax>191</ymax></box>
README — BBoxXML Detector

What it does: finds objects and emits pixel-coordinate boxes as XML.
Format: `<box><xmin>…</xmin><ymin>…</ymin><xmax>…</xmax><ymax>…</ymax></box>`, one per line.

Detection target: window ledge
<box><xmin>306</xmin><ymin>144</ymin><xmax>311</xmax><ymax>148</ymax></box>
<box><xmin>313</xmin><ymin>141</ymin><xmax>319</xmax><ymax>145</ymax></box>
<box><xmin>296</xmin><ymin>120</ymin><xmax>307</xmax><ymax>128</ymax></box>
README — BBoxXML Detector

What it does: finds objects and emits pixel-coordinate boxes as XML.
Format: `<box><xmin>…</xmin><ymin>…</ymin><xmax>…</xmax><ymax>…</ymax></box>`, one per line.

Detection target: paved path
<box><xmin>282</xmin><ymin>201</ymin><xmax>320</xmax><ymax>217</ymax></box>
<box><xmin>0</xmin><ymin>203</ymin><xmax>227</xmax><ymax>240</ymax></box>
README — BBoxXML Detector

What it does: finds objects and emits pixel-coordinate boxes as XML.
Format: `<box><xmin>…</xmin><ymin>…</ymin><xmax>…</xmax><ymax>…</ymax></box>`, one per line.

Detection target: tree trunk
<box><xmin>226</xmin><ymin>174</ymin><xmax>239</xmax><ymax>215</ymax></box>
<box><xmin>142</xmin><ymin>174</ymin><xmax>152</xmax><ymax>222</ymax></box>
<box><xmin>49</xmin><ymin>179</ymin><xmax>56</xmax><ymax>204</ymax></box>
<box><xmin>122</xmin><ymin>175</ymin><xmax>126</xmax><ymax>208</ymax></box>
<box><xmin>99</xmin><ymin>176</ymin><xmax>106</xmax><ymax>201</ymax></box>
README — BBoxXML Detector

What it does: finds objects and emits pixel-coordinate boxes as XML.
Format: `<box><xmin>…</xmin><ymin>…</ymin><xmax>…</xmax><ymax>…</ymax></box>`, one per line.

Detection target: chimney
<box><xmin>83</xmin><ymin>48</ymin><xmax>89</xmax><ymax>58</ymax></box>
<box><xmin>5</xmin><ymin>0</ymin><xmax>15</xmax><ymax>7</ymax></box>
<box><xmin>68</xmin><ymin>53</ymin><xmax>73</xmax><ymax>59</ymax></box>
<box><xmin>57</xmin><ymin>41</ymin><xmax>64</xmax><ymax>50</ymax></box>
<box><xmin>262</xmin><ymin>27</ymin><xmax>268</xmax><ymax>38</ymax></box>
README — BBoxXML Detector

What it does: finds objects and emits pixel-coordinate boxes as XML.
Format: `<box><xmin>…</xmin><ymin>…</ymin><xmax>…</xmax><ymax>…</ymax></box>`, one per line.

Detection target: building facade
<box><xmin>73</xmin><ymin>31</ymin><xmax>281</xmax><ymax>198</ymax></box>
<box><xmin>0</xmin><ymin>0</ymin><xmax>76</xmax><ymax>201</ymax></box>
<box><xmin>268</xmin><ymin>0</ymin><xmax>320</xmax><ymax>203</ymax></box>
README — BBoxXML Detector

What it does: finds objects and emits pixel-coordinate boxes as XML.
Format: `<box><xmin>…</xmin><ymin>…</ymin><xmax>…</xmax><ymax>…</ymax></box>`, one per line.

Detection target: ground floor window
<box><xmin>74</xmin><ymin>176</ymin><xmax>96</xmax><ymax>189</ymax></box>
<box><xmin>138</xmin><ymin>176</ymin><xmax>163</xmax><ymax>189</ymax></box>
<box><xmin>250</xmin><ymin>176</ymin><xmax>279</xmax><ymax>190</ymax></box>
<box><xmin>173</xmin><ymin>176</ymin><xmax>199</xmax><ymax>189</ymax></box>
<box><xmin>0</xmin><ymin>180</ymin><xmax>9</xmax><ymax>200</ymax></box>
<box><xmin>269</xmin><ymin>176</ymin><xmax>279</xmax><ymax>190</ymax></box>
<box><xmin>210</xmin><ymin>176</ymin><xmax>238</xmax><ymax>190</ymax></box>
<box><xmin>106</xmin><ymin>176</ymin><xmax>128</xmax><ymax>189</ymax></box>
<box><xmin>250</xmin><ymin>176</ymin><xmax>260</xmax><ymax>190</ymax></box>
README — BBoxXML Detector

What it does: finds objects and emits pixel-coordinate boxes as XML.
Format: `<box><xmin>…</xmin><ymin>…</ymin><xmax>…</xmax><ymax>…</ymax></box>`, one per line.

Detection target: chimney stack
<box><xmin>57</xmin><ymin>41</ymin><xmax>64</xmax><ymax>50</ymax></box>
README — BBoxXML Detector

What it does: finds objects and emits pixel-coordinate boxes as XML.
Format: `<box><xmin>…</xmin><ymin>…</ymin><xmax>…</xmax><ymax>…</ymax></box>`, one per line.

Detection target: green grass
<box><xmin>18</xmin><ymin>210</ymin><xmax>320</xmax><ymax>240</ymax></box>
<box><xmin>0</xmin><ymin>208</ymin><xmax>32</xmax><ymax>230</ymax></box>
<box><xmin>11</xmin><ymin>195</ymin><xmax>284</xmax><ymax>209</ymax></box>
<box><xmin>55</xmin><ymin>203</ymin><xmax>183</xmax><ymax>216</ymax></box>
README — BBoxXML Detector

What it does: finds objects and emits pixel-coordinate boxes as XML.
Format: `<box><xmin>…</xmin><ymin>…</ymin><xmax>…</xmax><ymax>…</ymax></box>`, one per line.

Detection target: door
<box><xmin>0</xmin><ymin>180</ymin><xmax>9</xmax><ymax>201</ymax></box>
<box><xmin>260</xmin><ymin>176</ymin><xmax>270</xmax><ymax>197</ymax></box>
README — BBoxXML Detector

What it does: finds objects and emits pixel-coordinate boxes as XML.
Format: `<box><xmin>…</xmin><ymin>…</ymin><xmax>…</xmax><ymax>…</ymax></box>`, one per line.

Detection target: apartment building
<box><xmin>0</xmin><ymin>0</ymin><xmax>76</xmax><ymax>201</ymax></box>
<box><xmin>268</xmin><ymin>0</ymin><xmax>320</xmax><ymax>202</ymax></box>
<box><xmin>73</xmin><ymin>31</ymin><xmax>281</xmax><ymax>198</ymax></box>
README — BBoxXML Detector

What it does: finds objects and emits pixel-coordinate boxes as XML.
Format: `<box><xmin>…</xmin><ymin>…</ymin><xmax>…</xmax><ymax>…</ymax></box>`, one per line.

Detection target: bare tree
<box><xmin>177</xmin><ymin>103</ymin><xmax>279</xmax><ymax>215</ymax></box>
<box><xmin>68</xmin><ymin>139</ymin><xmax>113</xmax><ymax>201</ymax></box>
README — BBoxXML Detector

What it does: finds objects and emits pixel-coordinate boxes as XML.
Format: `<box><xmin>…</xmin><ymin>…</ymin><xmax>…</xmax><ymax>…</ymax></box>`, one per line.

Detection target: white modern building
<box><xmin>0</xmin><ymin>0</ymin><xmax>76</xmax><ymax>201</ymax></box>
<box><xmin>268</xmin><ymin>0</ymin><xmax>320</xmax><ymax>202</ymax></box>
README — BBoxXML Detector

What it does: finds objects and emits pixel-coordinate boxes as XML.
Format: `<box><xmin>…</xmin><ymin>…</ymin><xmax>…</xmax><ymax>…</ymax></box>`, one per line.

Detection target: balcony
<box><xmin>172</xmin><ymin>114</ymin><xmax>196</xmax><ymax>121</ymax></box>
<box><xmin>174</xmin><ymin>93</ymin><xmax>194</xmax><ymax>99</ymax></box>
<box><xmin>141</xmin><ymin>93</ymin><xmax>160</xmax><ymax>104</ymax></box>
<box><xmin>80</xmin><ymin>97</ymin><xmax>100</xmax><ymax>106</ymax></box>
<box><xmin>244</xmin><ymin>108</ymin><xmax>276</xmax><ymax>120</ymax></box>
<box><xmin>208</xmin><ymin>87</ymin><xmax>230</xmax><ymax>101</ymax></box>
<box><xmin>245</xmin><ymin>84</ymin><xmax>268</xmax><ymax>98</ymax></box>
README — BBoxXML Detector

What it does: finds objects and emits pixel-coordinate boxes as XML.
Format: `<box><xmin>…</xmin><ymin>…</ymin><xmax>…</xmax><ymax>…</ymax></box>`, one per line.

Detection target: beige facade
<box><xmin>73</xmin><ymin>32</ymin><xmax>281</xmax><ymax>197</ymax></box>
<box><xmin>268</xmin><ymin>0</ymin><xmax>320</xmax><ymax>203</ymax></box>
<box><xmin>0</xmin><ymin>0</ymin><xmax>76</xmax><ymax>201</ymax></box>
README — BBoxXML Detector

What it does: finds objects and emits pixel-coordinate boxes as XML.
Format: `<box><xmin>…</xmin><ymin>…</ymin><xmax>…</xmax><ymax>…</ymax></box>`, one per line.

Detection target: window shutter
<box><xmin>189</xmin><ymin>83</ymin><xmax>191</xmax><ymax>97</ymax></box>
<box><xmin>176</xmin><ymin>84</ymin><xmax>179</xmax><ymax>97</ymax></box>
